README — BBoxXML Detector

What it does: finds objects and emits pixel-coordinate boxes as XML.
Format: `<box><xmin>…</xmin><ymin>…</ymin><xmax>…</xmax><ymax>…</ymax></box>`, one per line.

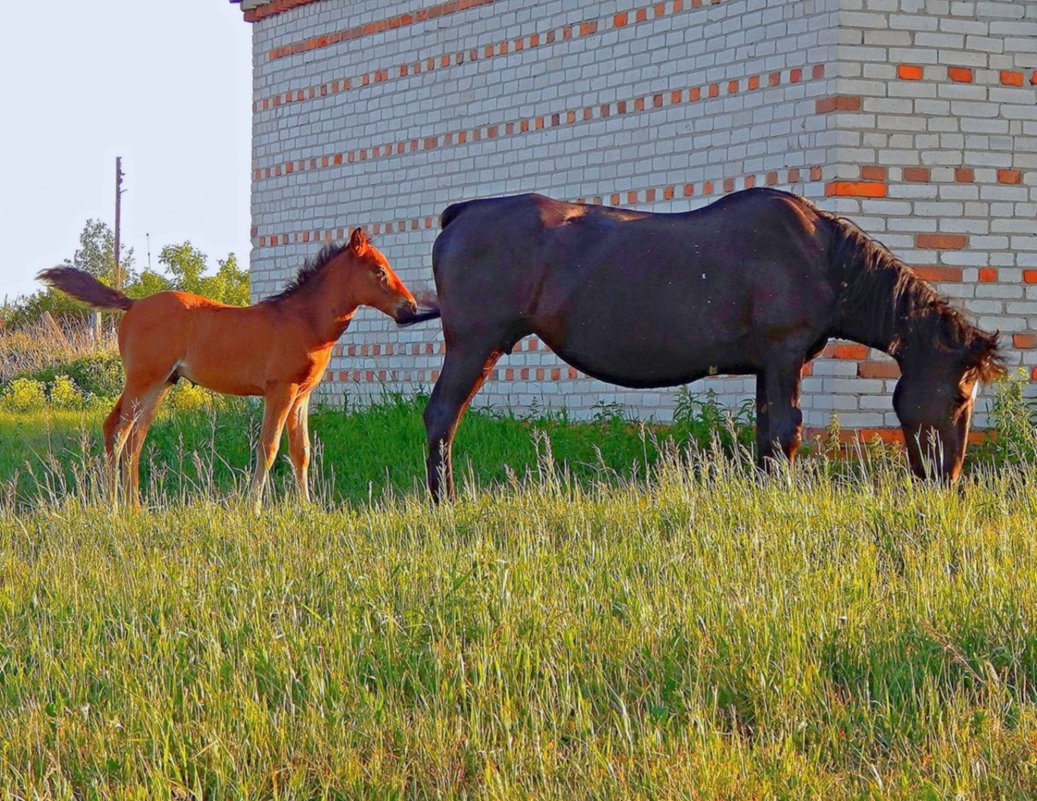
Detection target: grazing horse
<box><xmin>424</xmin><ymin>188</ymin><xmax>1003</xmax><ymax>500</ymax></box>
<box><xmin>39</xmin><ymin>228</ymin><xmax>438</xmax><ymax>509</ymax></box>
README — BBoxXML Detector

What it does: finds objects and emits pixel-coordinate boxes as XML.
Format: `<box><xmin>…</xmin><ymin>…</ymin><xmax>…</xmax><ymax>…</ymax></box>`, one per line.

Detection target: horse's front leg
<box><xmin>755</xmin><ymin>358</ymin><xmax>805</xmax><ymax>472</ymax></box>
<box><xmin>251</xmin><ymin>384</ymin><xmax>297</xmax><ymax>512</ymax></box>
<box><xmin>285</xmin><ymin>391</ymin><xmax>312</xmax><ymax>502</ymax></box>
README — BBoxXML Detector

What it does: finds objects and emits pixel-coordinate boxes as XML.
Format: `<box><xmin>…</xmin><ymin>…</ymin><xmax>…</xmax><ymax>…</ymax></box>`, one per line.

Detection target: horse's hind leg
<box><xmin>285</xmin><ymin>391</ymin><xmax>312</xmax><ymax>502</ymax></box>
<box><xmin>424</xmin><ymin>346</ymin><xmax>503</xmax><ymax>502</ymax></box>
<box><xmin>755</xmin><ymin>358</ymin><xmax>805</xmax><ymax>472</ymax></box>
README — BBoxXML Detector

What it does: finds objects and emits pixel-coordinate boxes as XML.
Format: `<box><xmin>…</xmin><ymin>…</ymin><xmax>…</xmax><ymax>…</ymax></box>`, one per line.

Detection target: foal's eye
<box><xmin>375</xmin><ymin>267</ymin><xmax>388</xmax><ymax>282</ymax></box>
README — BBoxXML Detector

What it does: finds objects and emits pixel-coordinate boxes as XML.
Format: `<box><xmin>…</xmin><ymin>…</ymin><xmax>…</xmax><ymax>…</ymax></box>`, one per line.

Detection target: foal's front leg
<box><xmin>251</xmin><ymin>384</ymin><xmax>296</xmax><ymax>511</ymax></box>
<box><xmin>285</xmin><ymin>392</ymin><xmax>312</xmax><ymax>502</ymax></box>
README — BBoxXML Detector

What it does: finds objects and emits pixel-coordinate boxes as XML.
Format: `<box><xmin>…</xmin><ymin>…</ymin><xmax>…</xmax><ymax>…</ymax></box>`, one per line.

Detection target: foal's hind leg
<box><xmin>103</xmin><ymin>396</ymin><xmax>132</xmax><ymax>504</ymax></box>
<box><xmin>424</xmin><ymin>346</ymin><xmax>504</xmax><ymax>502</ymax></box>
<box><xmin>103</xmin><ymin>380</ymin><xmax>170</xmax><ymax>508</ymax></box>
<box><xmin>121</xmin><ymin>383</ymin><xmax>172</xmax><ymax>507</ymax></box>
<box><xmin>755</xmin><ymin>358</ymin><xmax>805</xmax><ymax>472</ymax></box>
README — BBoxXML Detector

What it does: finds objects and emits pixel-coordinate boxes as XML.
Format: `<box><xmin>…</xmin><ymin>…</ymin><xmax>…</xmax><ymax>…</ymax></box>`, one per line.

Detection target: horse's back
<box><xmin>431</xmin><ymin>188</ymin><xmax>840</xmax><ymax>385</ymax></box>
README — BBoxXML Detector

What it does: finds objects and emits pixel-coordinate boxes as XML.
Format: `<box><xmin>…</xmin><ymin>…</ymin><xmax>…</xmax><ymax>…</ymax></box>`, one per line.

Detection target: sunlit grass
<box><xmin>1</xmin><ymin>405</ymin><xmax>1036</xmax><ymax>798</ymax></box>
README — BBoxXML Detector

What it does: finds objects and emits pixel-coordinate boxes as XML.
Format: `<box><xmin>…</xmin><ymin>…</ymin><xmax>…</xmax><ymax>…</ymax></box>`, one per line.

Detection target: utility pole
<box><xmin>114</xmin><ymin>157</ymin><xmax>125</xmax><ymax>289</ymax></box>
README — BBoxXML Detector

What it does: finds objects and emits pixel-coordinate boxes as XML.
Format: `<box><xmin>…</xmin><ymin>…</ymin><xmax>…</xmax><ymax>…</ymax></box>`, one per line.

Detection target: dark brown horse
<box><xmin>423</xmin><ymin>188</ymin><xmax>1003</xmax><ymax>499</ymax></box>
<box><xmin>40</xmin><ymin>229</ymin><xmax>438</xmax><ymax>510</ymax></box>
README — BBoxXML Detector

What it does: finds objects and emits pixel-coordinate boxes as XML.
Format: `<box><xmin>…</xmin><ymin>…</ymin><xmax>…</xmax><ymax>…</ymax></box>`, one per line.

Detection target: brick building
<box><xmin>231</xmin><ymin>0</ymin><xmax>1036</xmax><ymax>435</ymax></box>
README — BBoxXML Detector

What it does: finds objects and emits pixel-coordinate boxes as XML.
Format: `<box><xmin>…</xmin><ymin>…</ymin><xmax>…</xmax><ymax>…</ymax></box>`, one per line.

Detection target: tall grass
<box><xmin>1</xmin><ymin>446</ymin><xmax>1036</xmax><ymax>798</ymax></box>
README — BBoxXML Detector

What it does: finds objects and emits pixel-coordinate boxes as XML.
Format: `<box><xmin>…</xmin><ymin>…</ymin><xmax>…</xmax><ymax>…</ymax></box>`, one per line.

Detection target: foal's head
<box><xmin>337</xmin><ymin>228</ymin><xmax>422</xmax><ymax>323</ymax></box>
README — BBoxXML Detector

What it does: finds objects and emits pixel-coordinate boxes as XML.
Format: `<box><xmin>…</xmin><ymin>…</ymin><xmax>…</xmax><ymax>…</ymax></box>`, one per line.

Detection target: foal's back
<box><xmin>118</xmin><ymin>291</ymin><xmax>325</xmax><ymax>397</ymax></box>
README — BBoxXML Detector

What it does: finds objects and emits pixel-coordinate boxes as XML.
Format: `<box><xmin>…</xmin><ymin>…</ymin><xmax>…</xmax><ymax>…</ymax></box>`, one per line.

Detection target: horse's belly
<box><xmin>177</xmin><ymin>361</ymin><xmax>264</xmax><ymax>396</ymax></box>
<box><xmin>541</xmin><ymin>327</ymin><xmax>753</xmax><ymax>389</ymax></box>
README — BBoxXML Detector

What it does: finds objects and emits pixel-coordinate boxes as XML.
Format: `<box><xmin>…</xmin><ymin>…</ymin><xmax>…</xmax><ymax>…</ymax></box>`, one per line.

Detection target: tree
<box><xmin>158</xmin><ymin>243</ymin><xmax>248</xmax><ymax>306</ymax></box>
<box><xmin>5</xmin><ymin>220</ymin><xmax>139</xmax><ymax>328</ymax></box>
<box><xmin>69</xmin><ymin>219</ymin><xmax>135</xmax><ymax>286</ymax></box>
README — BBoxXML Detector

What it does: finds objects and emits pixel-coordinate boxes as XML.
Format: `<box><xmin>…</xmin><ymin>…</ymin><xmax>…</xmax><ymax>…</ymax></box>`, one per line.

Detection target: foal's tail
<box><xmin>36</xmin><ymin>266</ymin><xmax>134</xmax><ymax>311</ymax></box>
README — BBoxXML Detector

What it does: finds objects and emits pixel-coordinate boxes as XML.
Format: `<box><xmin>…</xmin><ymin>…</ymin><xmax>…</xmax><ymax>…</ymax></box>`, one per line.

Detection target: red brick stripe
<box><xmin>266</xmin><ymin>0</ymin><xmax>495</xmax><ymax>58</ymax></box>
<box><xmin>255</xmin><ymin>0</ymin><xmax>737</xmax><ymax>112</ymax></box>
<box><xmin>255</xmin><ymin>66</ymin><xmax>824</xmax><ymax>182</ymax></box>
<box><xmin>253</xmin><ymin>165</ymin><xmax>824</xmax><ymax>248</ymax></box>
<box><xmin>243</xmin><ymin>0</ymin><xmax>322</xmax><ymax>22</ymax></box>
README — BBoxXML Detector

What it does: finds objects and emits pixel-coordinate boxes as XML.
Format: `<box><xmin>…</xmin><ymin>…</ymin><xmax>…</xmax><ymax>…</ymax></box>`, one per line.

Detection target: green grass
<box><xmin>2</xmin><ymin>402</ymin><xmax>1037</xmax><ymax>798</ymax></box>
<box><xmin>0</xmin><ymin>396</ymin><xmax>704</xmax><ymax>508</ymax></box>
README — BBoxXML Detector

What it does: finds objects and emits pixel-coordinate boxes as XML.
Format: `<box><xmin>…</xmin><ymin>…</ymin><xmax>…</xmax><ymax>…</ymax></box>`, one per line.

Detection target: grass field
<box><xmin>2</xmin><ymin>400</ymin><xmax>1037</xmax><ymax>799</ymax></box>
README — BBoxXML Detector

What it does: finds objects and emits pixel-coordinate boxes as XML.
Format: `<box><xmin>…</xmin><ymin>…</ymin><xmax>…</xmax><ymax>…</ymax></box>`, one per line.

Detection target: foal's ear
<box><xmin>349</xmin><ymin>227</ymin><xmax>369</xmax><ymax>256</ymax></box>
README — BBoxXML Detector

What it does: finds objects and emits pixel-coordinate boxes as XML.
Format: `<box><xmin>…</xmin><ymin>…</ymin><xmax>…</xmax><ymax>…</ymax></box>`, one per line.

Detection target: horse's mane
<box><xmin>818</xmin><ymin>206</ymin><xmax>1004</xmax><ymax>382</ymax></box>
<box><xmin>261</xmin><ymin>241</ymin><xmax>349</xmax><ymax>304</ymax></box>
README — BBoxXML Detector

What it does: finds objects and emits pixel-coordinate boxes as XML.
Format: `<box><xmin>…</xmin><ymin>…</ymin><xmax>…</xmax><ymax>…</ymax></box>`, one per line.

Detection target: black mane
<box><xmin>820</xmin><ymin>207</ymin><xmax>1002</xmax><ymax>379</ymax></box>
<box><xmin>261</xmin><ymin>241</ymin><xmax>348</xmax><ymax>304</ymax></box>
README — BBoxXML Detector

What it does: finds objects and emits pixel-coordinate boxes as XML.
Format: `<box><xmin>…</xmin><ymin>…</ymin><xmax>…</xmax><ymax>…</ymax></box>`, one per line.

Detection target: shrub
<box><xmin>166</xmin><ymin>382</ymin><xmax>222</xmax><ymax>413</ymax></box>
<box><xmin>49</xmin><ymin>375</ymin><xmax>84</xmax><ymax>409</ymax></box>
<box><xmin>983</xmin><ymin>369</ymin><xmax>1037</xmax><ymax>466</ymax></box>
<box><xmin>1</xmin><ymin>377</ymin><xmax>47</xmax><ymax>412</ymax></box>
<box><xmin>671</xmin><ymin>387</ymin><xmax>755</xmax><ymax>453</ymax></box>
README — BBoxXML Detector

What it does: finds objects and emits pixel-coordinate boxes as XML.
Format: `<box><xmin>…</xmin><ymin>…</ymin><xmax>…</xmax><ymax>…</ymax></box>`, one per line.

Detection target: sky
<box><xmin>0</xmin><ymin>1</ymin><xmax>253</xmax><ymax>302</ymax></box>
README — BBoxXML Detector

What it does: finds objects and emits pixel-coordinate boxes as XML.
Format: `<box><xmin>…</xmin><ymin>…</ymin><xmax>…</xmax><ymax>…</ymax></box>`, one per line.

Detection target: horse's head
<box><xmin>893</xmin><ymin>331</ymin><xmax>1004</xmax><ymax>482</ymax></box>
<box><xmin>341</xmin><ymin>228</ymin><xmax>430</xmax><ymax>324</ymax></box>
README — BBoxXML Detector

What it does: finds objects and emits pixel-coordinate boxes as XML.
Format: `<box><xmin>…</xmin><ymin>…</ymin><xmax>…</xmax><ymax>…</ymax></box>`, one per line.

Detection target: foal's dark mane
<box><xmin>261</xmin><ymin>242</ymin><xmax>349</xmax><ymax>304</ymax></box>
<box><xmin>816</xmin><ymin>204</ymin><xmax>1003</xmax><ymax>380</ymax></box>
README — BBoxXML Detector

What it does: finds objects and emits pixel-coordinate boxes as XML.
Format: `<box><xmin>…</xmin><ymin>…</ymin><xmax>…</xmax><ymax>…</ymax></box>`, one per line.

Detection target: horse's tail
<box><xmin>36</xmin><ymin>266</ymin><xmax>134</xmax><ymax>311</ymax></box>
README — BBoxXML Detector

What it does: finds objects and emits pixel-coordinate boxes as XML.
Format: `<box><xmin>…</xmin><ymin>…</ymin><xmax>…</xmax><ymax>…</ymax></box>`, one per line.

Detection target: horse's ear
<box><xmin>349</xmin><ymin>227</ymin><xmax>369</xmax><ymax>256</ymax></box>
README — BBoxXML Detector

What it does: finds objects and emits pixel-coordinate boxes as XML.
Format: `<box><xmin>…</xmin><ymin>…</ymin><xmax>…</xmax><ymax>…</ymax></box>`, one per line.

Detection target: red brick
<box><xmin>858</xmin><ymin>361</ymin><xmax>901</xmax><ymax>379</ymax></box>
<box><xmin>903</xmin><ymin>167</ymin><xmax>930</xmax><ymax>182</ymax></box>
<box><xmin>816</xmin><ymin>95</ymin><xmax>862</xmax><ymax>113</ymax></box>
<box><xmin>947</xmin><ymin>66</ymin><xmax>973</xmax><ymax>83</ymax></box>
<box><xmin>828</xmin><ymin>343</ymin><xmax>869</xmax><ymax>360</ymax></box>
<box><xmin>912</xmin><ymin>266</ymin><xmax>963</xmax><ymax>282</ymax></box>
<box><xmin>812</xmin><ymin>64</ymin><xmax>825</xmax><ymax>80</ymax></box>
<box><xmin>613</xmin><ymin>11</ymin><xmax>628</xmax><ymax>26</ymax></box>
<box><xmin>1024</xmin><ymin>270</ymin><xmax>1037</xmax><ymax>284</ymax></box>
<box><xmin>978</xmin><ymin>267</ymin><xmax>997</xmax><ymax>282</ymax></box>
<box><xmin>825</xmin><ymin>181</ymin><xmax>887</xmax><ymax>198</ymax></box>
<box><xmin>954</xmin><ymin>167</ymin><xmax>974</xmax><ymax>183</ymax></box>
<box><xmin>915</xmin><ymin>233</ymin><xmax>967</xmax><ymax>250</ymax></box>
<box><xmin>860</xmin><ymin>165</ymin><xmax>887</xmax><ymax>181</ymax></box>
<box><xmin>1000</xmin><ymin>70</ymin><xmax>1024</xmax><ymax>86</ymax></box>
<box><xmin>898</xmin><ymin>64</ymin><xmax>923</xmax><ymax>80</ymax></box>
<box><xmin>1013</xmin><ymin>333</ymin><xmax>1037</xmax><ymax>349</ymax></box>
<box><xmin>997</xmin><ymin>169</ymin><xmax>1022</xmax><ymax>184</ymax></box>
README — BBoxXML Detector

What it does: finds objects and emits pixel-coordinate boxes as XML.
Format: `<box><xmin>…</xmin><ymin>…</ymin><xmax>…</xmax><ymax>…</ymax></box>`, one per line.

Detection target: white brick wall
<box><xmin>239</xmin><ymin>0</ymin><xmax>1035</xmax><ymax>433</ymax></box>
